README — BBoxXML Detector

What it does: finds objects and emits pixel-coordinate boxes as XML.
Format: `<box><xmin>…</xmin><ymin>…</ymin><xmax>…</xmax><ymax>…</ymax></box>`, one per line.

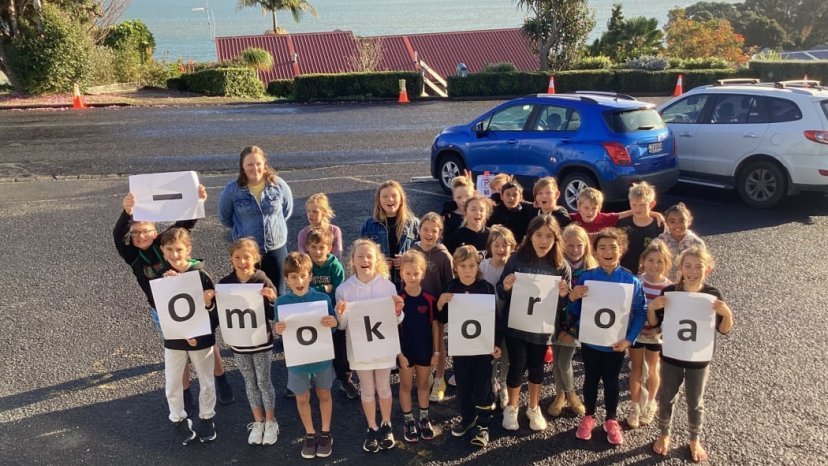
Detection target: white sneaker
<box><xmin>526</xmin><ymin>405</ymin><xmax>548</xmax><ymax>431</ymax></box>
<box><xmin>247</xmin><ymin>421</ymin><xmax>264</xmax><ymax>445</ymax></box>
<box><xmin>640</xmin><ymin>399</ymin><xmax>657</xmax><ymax>426</ymax></box>
<box><xmin>627</xmin><ymin>403</ymin><xmax>640</xmax><ymax>429</ymax></box>
<box><xmin>262</xmin><ymin>420</ymin><xmax>279</xmax><ymax>445</ymax></box>
<box><xmin>429</xmin><ymin>377</ymin><xmax>446</xmax><ymax>402</ymax></box>
<box><xmin>502</xmin><ymin>406</ymin><xmax>519</xmax><ymax>431</ymax></box>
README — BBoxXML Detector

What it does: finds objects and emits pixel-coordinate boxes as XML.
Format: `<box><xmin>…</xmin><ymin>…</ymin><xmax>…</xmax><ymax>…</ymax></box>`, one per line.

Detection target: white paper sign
<box><xmin>346</xmin><ymin>297</ymin><xmax>401</xmax><ymax>363</ymax></box>
<box><xmin>279</xmin><ymin>300</ymin><xmax>335</xmax><ymax>367</ymax></box>
<box><xmin>476</xmin><ymin>173</ymin><xmax>494</xmax><ymax>197</ymax></box>
<box><xmin>661</xmin><ymin>292</ymin><xmax>717</xmax><ymax>362</ymax></box>
<box><xmin>448</xmin><ymin>294</ymin><xmax>496</xmax><ymax>356</ymax></box>
<box><xmin>508</xmin><ymin>272</ymin><xmax>560</xmax><ymax>334</ymax></box>
<box><xmin>129</xmin><ymin>171</ymin><xmax>205</xmax><ymax>222</ymax></box>
<box><xmin>149</xmin><ymin>271</ymin><xmax>211</xmax><ymax>340</ymax></box>
<box><xmin>215</xmin><ymin>283</ymin><xmax>268</xmax><ymax>348</ymax></box>
<box><xmin>579</xmin><ymin>280</ymin><xmax>633</xmax><ymax>346</ymax></box>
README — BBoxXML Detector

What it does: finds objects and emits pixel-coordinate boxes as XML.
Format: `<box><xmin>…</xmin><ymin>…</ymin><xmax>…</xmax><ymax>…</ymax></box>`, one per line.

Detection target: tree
<box><xmin>236</xmin><ymin>0</ymin><xmax>318</xmax><ymax>34</ymax></box>
<box><xmin>590</xmin><ymin>4</ymin><xmax>663</xmax><ymax>62</ymax></box>
<box><xmin>744</xmin><ymin>0</ymin><xmax>828</xmax><ymax>48</ymax></box>
<box><xmin>684</xmin><ymin>1</ymin><xmax>786</xmax><ymax>49</ymax></box>
<box><xmin>516</xmin><ymin>0</ymin><xmax>595</xmax><ymax>71</ymax></box>
<box><xmin>665</xmin><ymin>8</ymin><xmax>749</xmax><ymax>65</ymax></box>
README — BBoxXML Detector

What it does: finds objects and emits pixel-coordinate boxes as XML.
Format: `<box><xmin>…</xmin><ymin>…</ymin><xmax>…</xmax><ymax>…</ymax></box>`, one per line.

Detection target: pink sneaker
<box><xmin>575</xmin><ymin>415</ymin><xmax>595</xmax><ymax>440</ymax></box>
<box><xmin>604</xmin><ymin>419</ymin><xmax>624</xmax><ymax>445</ymax></box>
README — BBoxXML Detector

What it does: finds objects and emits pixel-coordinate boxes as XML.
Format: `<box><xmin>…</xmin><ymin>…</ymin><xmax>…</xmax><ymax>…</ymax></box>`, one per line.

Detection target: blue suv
<box><xmin>430</xmin><ymin>92</ymin><xmax>679</xmax><ymax>210</ymax></box>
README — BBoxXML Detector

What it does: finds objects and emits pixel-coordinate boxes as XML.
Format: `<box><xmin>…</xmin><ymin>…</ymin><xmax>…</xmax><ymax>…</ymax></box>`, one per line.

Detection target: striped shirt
<box><xmin>640</xmin><ymin>275</ymin><xmax>673</xmax><ymax>302</ymax></box>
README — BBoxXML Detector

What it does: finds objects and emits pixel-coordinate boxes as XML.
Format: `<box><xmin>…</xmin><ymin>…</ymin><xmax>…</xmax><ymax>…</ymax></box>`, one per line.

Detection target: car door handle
<box><xmin>507</xmin><ymin>139</ymin><xmax>518</xmax><ymax>144</ymax></box>
<box><xmin>678</xmin><ymin>132</ymin><xmax>693</xmax><ymax>138</ymax></box>
<box><xmin>743</xmin><ymin>133</ymin><xmax>759</xmax><ymax>138</ymax></box>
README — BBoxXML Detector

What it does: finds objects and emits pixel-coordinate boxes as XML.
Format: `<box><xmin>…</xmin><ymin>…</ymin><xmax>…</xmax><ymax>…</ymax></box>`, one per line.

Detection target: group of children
<box><xmin>116</xmin><ymin>170</ymin><xmax>732</xmax><ymax>463</ymax></box>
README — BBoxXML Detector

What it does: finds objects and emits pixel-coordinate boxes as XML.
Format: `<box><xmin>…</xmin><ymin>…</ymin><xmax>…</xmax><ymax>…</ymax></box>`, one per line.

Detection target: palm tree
<box><xmin>237</xmin><ymin>0</ymin><xmax>318</xmax><ymax>34</ymax></box>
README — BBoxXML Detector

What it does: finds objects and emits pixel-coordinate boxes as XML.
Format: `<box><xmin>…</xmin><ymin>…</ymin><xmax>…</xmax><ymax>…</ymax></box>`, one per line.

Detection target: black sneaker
<box><xmin>362</xmin><ymin>428</ymin><xmax>379</xmax><ymax>453</ymax></box>
<box><xmin>451</xmin><ymin>417</ymin><xmax>476</xmax><ymax>437</ymax></box>
<box><xmin>173</xmin><ymin>418</ymin><xmax>196</xmax><ymax>445</ymax></box>
<box><xmin>419</xmin><ymin>417</ymin><xmax>435</xmax><ymax>441</ymax></box>
<box><xmin>197</xmin><ymin>417</ymin><xmax>217</xmax><ymax>443</ymax></box>
<box><xmin>316</xmin><ymin>432</ymin><xmax>333</xmax><ymax>458</ymax></box>
<box><xmin>300</xmin><ymin>434</ymin><xmax>317</xmax><ymax>459</ymax></box>
<box><xmin>378</xmin><ymin>423</ymin><xmax>395</xmax><ymax>450</ymax></box>
<box><xmin>402</xmin><ymin>418</ymin><xmax>419</xmax><ymax>443</ymax></box>
<box><xmin>470</xmin><ymin>425</ymin><xmax>489</xmax><ymax>448</ymax></box>
<box><xmin>340</xmin><ymin>378</ymin><xmax>360</xmax><ymax>399</ymax></box>
<box><xmin>215</xmin><ymin>374</ymin><xmax>234</xmax><ymax>405</ymax></box>
<box><xmin>182</xmin><ymin>388</ymin><xmax>193</xmax><ymax>417</ymax></box>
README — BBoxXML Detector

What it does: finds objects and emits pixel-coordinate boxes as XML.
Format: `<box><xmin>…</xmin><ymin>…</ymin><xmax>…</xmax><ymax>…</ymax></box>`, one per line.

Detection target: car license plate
<box><xmin>648</xmin><ymin>142</ymin><xmax>663</xmax><ymax>153</ymax></box>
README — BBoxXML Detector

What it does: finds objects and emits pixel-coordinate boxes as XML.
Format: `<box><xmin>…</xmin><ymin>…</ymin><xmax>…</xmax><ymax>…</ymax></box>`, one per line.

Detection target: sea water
<box><xmin>123</xmin><ymin>0</ymin><xmax>734</xmax><ymax>62</ymax></box>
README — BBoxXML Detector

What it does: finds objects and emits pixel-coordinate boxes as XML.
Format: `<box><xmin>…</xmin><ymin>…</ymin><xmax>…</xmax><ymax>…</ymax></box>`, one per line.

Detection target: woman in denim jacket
<box><xmin>360</xmin><ymin>180</ymin><xmax>419</xmax><ymax>288</ymax></box>
<box><xmin>218</xmin><ymin>146</ymin><xmax>293</xmax><ymax>294</ymax></box>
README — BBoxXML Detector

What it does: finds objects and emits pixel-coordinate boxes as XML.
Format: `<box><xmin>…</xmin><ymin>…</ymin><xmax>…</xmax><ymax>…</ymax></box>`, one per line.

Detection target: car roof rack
<box><xmin>774</xmin><ymin>79</ymin><xmax>824</xmax><ymax>90</ymax></box>
<box><xmin>713</xmin><ymin>78</ymin><xmax>760</xmax><ymax>86</ymax></box>
<box><xmin>574</xmin><ymin>91</ymin><xmax>635</xmax><ymax>101</ymax></box>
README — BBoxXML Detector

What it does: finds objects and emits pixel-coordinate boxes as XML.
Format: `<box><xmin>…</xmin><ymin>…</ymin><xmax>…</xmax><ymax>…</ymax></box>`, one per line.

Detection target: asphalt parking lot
<box><xmin>1</xmin><ymin>102</ymin><xmax>828</xmax><ymax>465</ymax></box>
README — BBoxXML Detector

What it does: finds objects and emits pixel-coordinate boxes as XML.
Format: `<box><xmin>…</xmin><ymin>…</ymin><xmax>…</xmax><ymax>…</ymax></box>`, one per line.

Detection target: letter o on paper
<box><xmin>595</xmin><ymin>308</ymin><xmax>616</xmax><ymax>329</ymax></box>
<box><xmin>168</xmin><ymin>293</ymin><xmax>196</xmax><ymax>322</ymax></box>
<box><xmin>461</xmin><ymin>320</ymin><xmax>482</xmax><ymax>339</ymax></box>
<box><xmin>297</xmin><ymin>326</ymin><xmax>318</xmax><ymax>345</ymax></box>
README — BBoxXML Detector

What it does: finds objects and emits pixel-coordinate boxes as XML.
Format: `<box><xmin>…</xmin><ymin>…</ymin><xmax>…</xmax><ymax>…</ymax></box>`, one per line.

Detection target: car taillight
<box><xmin>804</xmin><ymin>130</ymin><xmax>828</xmax><ymax>145</ymax></box>
<box><xmin>602</xmin><ymin>142</ymin><xmax>631</xmax><ymax>166</ymax></box>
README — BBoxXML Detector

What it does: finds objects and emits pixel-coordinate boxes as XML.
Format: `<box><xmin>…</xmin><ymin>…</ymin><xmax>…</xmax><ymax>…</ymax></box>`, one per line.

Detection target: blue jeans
<box><xmin>149</xmin><ymin>307</ymin><xmax>163</xmax><ymax>338</ymax></box>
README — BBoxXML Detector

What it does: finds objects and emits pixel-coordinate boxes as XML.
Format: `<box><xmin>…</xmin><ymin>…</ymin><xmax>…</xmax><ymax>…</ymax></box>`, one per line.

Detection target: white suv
<box><xmin>658</xmin><ymin>79</ymin><xmax>828</xmax><ymax>208</ymax></box>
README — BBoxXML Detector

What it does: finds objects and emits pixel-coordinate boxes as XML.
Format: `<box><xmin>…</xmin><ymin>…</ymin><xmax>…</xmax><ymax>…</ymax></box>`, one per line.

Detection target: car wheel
<box><xmin>736</xmin><ymin>160</ymin><xmax>787</xmax><ymax>208</ymax></box>
<box><xmin>560</xmin><ymin>172</ymin><xmax>597</xmax><ymax>211</ymax></box>
<box><xmin>437</xmin><ymin>154</ymin><xmax>464</xmax><ymax>193</ymax></box>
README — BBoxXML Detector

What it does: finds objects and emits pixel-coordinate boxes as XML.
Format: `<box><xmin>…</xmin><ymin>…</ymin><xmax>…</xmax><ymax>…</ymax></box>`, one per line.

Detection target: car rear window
<box><xmin>768</xmin><ymin>97</ymin><xmax>802</xmax><ymax>123</ymax></box>
<box><xmin>820</xmin><ymin>100</ymin><xmax>828</xmax><ymax>121</ymax></box>
<box><xmin>604</xmin><ymin>109</ymin><xmax>665</xmax><ymax>132</ymax></box>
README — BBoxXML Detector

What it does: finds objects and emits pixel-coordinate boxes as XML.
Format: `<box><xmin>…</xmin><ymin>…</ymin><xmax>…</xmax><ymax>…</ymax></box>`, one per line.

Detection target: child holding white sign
<box><xmin>497</xmin><ymin>215</ymin><xmax>572</xmax><ymax>433</ymax></box>
<box><xmin>335</xmin><ymin>239</ymin><xmax>405</xmax><ymax>453</ymax></box>
<box><xmin>646</xmin><ymin>246</ymin><xmax>732</xmax><ymax>463</ymax></box>
<box><xmin>411</xmin><ymin>212</ymin><xmax>453</xmax><ymax>403</ymax></box>
<box><xmin>568</xmin><ymin>228</ymin><xmax>646</xmax><ymax>446</ymax></box>
<box><xmin>217</xmin><ymin>238</ymin><xmax>279</xmax><ymax>446</ymax></box>
<box><xmin>628</xmin><ymin>240</ymin><xmax>673</xmax><ymax>429</ymax></box>
<box><xmin>156</xmin><ymin>228</ymin><xmax>219</xmax><ymax>445</ymax></box>
<box><xmin>437</xmin><ymin>245</ymin><xmax>501</xmax><ymax>448</ymax></box>
<box><xmin>274</xmin><ymin>252</ymin><xmax>339</xmax><ymax>459</ymax></box>
<box><xmin>547</xmin><ymin>224</ymin><xmax>596</xmax><ymax>418</ymax></box>
<box><xmin>397</xmin><ymin>250</ymin><xmax>439</xmax><ymax>443</ymax></box>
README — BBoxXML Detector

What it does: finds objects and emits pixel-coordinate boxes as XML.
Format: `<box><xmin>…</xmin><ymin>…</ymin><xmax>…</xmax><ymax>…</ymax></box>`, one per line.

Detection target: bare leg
<box><xmin>398</xmin><ymin>363</ymin><xmax>414</xmax><ymax>413</ymax></box>
<box><xmin>317</xmin><ymin>388</ymin><xmax>332</xmax><ymax>432</ymax></box>
<box><xmin>527</xmin><ymin>382</ymin><xmax>542</xmax><ymax>409</ymax></box>
<box><xmin>653</xmin><ymin>435</ymin><xmax>671</xmax><ymax>455</ymax></box>
<box><xmin>689</xmin><ymin>440</ymin><xmax>708</xmax><ymax>463</ymax></box>
<box><xmin>629</xmin><ymin>347</ymin><xmax>644</xmax><ymax>404</ymax></box>
<box><xmin>265</xmin><ymin>409</ymin><xmax>275</xmax><ymax>423</ymax></box>
<box><xmin>362</xmin><ymin>400</ymin><xmax>378</xmax><ymax>429</ymax></box>
<box><xmin>645</xmin><ymin>350</ymin><xmax>661</xmax><ymax>402</ymax></box>
<box><xmin>296</xmin><ymin>392</ymin><xmax>315</xmax><ymax>435</ymax></box>
<box><xmin>415</xmin><ymin>365</ymin><xmax>431</xmax><ymax>409</ymax></box>
<box><xmin>435</xmin><ymin>324</ymin><xmax>447</xmax><ymax>379</ymax></box>
<box><xmin>251</xmin><ymin>406</ymin><xmax>265</xmax><ymax>423</ymax></box>
<box><xmin>507</xmin><ymin>386</ymin><xmax>521</xmax><ymax>408</ymax></box>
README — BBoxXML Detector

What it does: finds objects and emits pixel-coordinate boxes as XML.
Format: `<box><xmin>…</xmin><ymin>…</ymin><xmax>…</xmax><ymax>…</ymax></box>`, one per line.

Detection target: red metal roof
<box><xmin>215</xmin><ymin>28</ymin><xmax>537</xmax><ymax>83</ymax></box>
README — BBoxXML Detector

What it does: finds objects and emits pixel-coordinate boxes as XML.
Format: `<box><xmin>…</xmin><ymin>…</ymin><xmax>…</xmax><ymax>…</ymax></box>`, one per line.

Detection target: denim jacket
<box><xmin>218</xmin><ymin>177</ymin><xmax>293</xmax><ymax>252</ymax></box>
<box><xmin>360</xmin><ymin>216</ymin><xmax>419</xmax><ymax>258</ymax></box>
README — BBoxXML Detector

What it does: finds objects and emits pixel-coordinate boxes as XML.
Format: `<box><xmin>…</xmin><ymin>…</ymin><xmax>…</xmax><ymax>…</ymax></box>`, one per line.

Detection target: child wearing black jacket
<box><xmin>437</xmin><ymin>245</ymin><xmax>502</xmax><ymax>448</ymax></box>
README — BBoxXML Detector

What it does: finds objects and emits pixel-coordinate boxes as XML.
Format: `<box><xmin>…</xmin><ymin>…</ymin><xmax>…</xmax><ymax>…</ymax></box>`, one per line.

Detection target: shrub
<box><xmin>6</xmin><ymin>3</ymin><xmax>92</xmax><ymax>94</ymax></box>
<box><xmin>572</xmin><ymin>56</ymin><xmax>613</xmax><ymax>70</ymax></box>
<box><xmin>481</xmin><ymin>62</ymin><xmax>518</xmax><ymax>73</ymax></box>
<box><xmin>749</xmin><ymin>60</ymin><xmax>828</xmax><ymax>83</ymax></box>
<box><xmin>667</xmin><ymin>57</ymin><xmax>685</xmax><ymax>69</ymax></box>
<box><xmin>184</xmin><ymin>68</ymin><xmax>264</xmax><ymax>97</ymax></box>
<box><xmin>166</xmin><ymin>77</ymin><xmax>189</xmax><ymax>92</ymax></box>
<box><xmin>104</xmin><ymin>20</ymin><xmax>156</xmax><ymax>63</ymax></box>
<box><xmin>267</xmin><ymin>79</ymin><xmax>294</xmax><ymax>97</ymax></box>
<box><xmin>293</xmin><ymin>72</ymin><xmax>423</xmax><ymax>101</ymax></box>
<box><xmin>85</xmin><ymin>46</ymin><xmax>118</xmax><ymax>87</ymax></box>
<box><xmin>141</xmin><ymin>61</ymin><xmax>182</xmax><ymax>88</ymax></box>
<box><xmin>624</xmin><ymin>55</ymin><xmax>670</xmax><ymax>71</ymax></box>
<box><xmin>681</xmin><ymin>57</ymin><xmax>734</xmax><ymax>70</ymax></box>
<box><xmin>240</xmin><ymin>48</ymin><xmax>274</xmax><ymax>71</ymax></box>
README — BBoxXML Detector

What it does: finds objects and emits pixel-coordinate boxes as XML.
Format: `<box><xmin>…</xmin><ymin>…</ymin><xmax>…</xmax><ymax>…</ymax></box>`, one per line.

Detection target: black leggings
<box><xmin>260</xmin><ymin>245</ymin><xmax>288</xmax><ymax>295</ymax></box>
<box><xmin>581</xmin><ymin>345</ymin><xmax>625</xmax><ymax>419</ymax></box>
<box><xmin>505</xmin><ymin>336</ymin><xmax>547</xmax><ymax>387</ymax></box>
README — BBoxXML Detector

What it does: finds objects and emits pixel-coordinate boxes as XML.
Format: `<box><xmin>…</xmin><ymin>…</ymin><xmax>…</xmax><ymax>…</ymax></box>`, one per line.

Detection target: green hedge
<box><xmin>293</xmin><ymin>72</ymin><xmax>423</xmax><ymax>101</ymax></box>
<box><xmin>749</xmin><ymin>60</ymin><xmax>828</xmax><ymax>83</ymax></box>
<box><xmin>183</xmin><ymin>67</ymin><xmax>264</xmax><ymax>97</ymax></box>
<box><xmin>267</xmin><ymin>79</ymin><xmax>295</xmax><ymax>98</ymax></box>
<box><xmin>447</xmin><ymin>69</ymin><xmax>750</xmax><ymax>97</ymax></box>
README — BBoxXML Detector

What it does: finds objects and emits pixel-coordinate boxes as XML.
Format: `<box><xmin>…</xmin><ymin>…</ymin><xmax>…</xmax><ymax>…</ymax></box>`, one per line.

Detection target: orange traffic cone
<box><xmin>672</xmin><ymin>74</ymin><xmax>684</xmax><ymax>97</ymax></box>
<box><xmin>547</xmin><ymin>75</ymin><xmax>556</xmax><ymax>94</ymax></box>
<box><xmin>544</xmin><ymin>345</ymin><xmax>554</xmax><ymax>363</ymax></box>
<box><xmin>398</xmin><ymin>78</ymin><xmax>410</xmax><ymax>104</ymax></box>
<box><xmin>72</xmin><ymin>83</ymin><xmax>87</xmax><ymax>109</ymax></box>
